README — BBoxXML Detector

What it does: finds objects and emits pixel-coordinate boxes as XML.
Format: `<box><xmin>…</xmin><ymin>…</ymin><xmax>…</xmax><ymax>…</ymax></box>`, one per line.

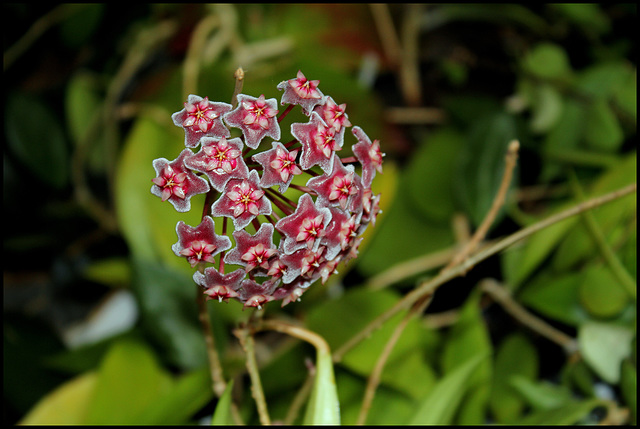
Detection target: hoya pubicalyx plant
<box><xmin>151</xmin><ymin>70</ymin><xmax>384</xmax><ymax>309</ymax></box>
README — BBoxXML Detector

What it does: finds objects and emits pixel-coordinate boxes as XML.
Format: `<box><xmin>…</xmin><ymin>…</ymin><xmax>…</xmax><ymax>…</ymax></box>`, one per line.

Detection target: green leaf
<box><xmin>522</xmin><ymin>42</ymin><xmax>572</xmax><ymax>81</ymax></box>
<box><xmin>131</xmin><ymin>258</ymin><xmax>208</xmax><ymax>370</ymax></box>
<box><xmin>575</xmin><ymin>61</ymin><xmax>634</xmax><ymax>100</ymax></box>
<box><xmin>5</xmin><ymin>92</ymin><xmax>69</xmax><ymax>189</ymax></box>
<box><xmin>551</xmin><ymin>4</ymin><xmax>610</xmax><ymax>35</ymax></box>
<box><xmin>405</xmin><ymin>128</ymin><xmax>465</xmax><ymax>223</ymax></box>
<box><xmin>514</xmin><ymin>398</ymin><xmax>605</xmax><ymax>425</ymax></box>
<box><xmin>84</xmin><ymin>338</ymin><xmax>173</xmax><ymax>424</ymax></box>
<box><xmin>454</xmin><ymin>111</ymin><xmax>518</xmax><ymax>228</ymax></box>
<box><xmin>19</xmin><ymin>372</ymin><xmax>97</xmax><ymax>425</ymax></box>
<box><xmin>509</xmin><ymin>376</ymin><xmax>572</xmax><ymax>411</ymax></box>
<box><xmin>490</xmin><ymin>333</ymin><xmax>539</xmax><ymax>423</ymax></box>
<box><xmin>578</xmin><ymin>264</ymin><xmax>630</xmax><ymax>319</ymax></box>
<box><xmin>578</xmin><ymin>321</ymin><xmax>634</xmax><ymax>384</ymax></box>
<box><xmin>518</xmin><ymin>270</ymin><xmax>588</xmax><ymax>326</ymax></box>
<box><xmin>306</xmin><ymin>287</ymin><xmax>437</xmax><ymax>392</ymax></box>
<box><xmin>137</xmin><ymin>367</ymin><xmax>214</xmax><ymax>425</ymax></box>
<box><xmin>212</xmin><ymin>380</ymin><xmax>235</xmax><ymax>425</ymax></box>
<box><xmin>584</xmin><ymin>99</ymin><xmax>624</xmax><ymax>152</ymax></box>
<box><xmin>409</xmin><ymin>354</ymin><xmax>486</xmax><ymax>425</ymax></box>
<box><xmin>82</xmin><ymin>257</ymin><xmax>131</xmax><ymax>287</ymax></box>
<box><xmin>303</xmin><ymin>342</ymin><xmax>341</xmax><ymax>425</ymax></box>
<box><xmin>115</xmin><ymin>113</ymin><xmax>203</xmax><ymax>270</ymax></box>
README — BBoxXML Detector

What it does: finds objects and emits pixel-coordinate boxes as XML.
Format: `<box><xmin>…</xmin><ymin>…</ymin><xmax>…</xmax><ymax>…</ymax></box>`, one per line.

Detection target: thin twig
<box><xmin>444</xmin><ymin>140</ymin><xmax>520</xmax><ymax>271</ymax></box>
<box><xmin>480</xmin><ymin>278</ymin><xmax>578</xmax><ymax>354</ymax></box>
<box><xmin>235</xmin><ymin>327</ymin><xmax>271</xmax><ymax>426</ymax></box>
<box><xmin>356</xmin><ymin>295</ymin><xmax>433</xmax><ymax>425</ymax></box>
<box><xmin>400</xmin><ymin>4</ymin><xmax>423</xmax><ymax>107</ymax></box>
<box><xmin>196</xmin><ymin>287</ymin><xmax>228</xmax><ymax>397</ymax></box>
<box><xmin>183</xmin><ymin>14</ymin><xmax>220</xmax><ymax>98</ymax></box>
<box><xmin>369</xmin><ymin>4</ymin><xmax>402</xmax><ymax>68</ymax></box>
<box><xmin>333</xmin><ymin>182</ymin><xmax>636</xmax><ymax>363</ymax></box>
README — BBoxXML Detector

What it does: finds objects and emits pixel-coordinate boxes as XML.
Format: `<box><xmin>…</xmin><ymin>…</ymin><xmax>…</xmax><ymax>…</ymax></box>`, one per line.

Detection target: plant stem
<box><xmin>444</xmin><ymin>140</ymin><xmax>520</xmax><ymax>271</ymax></box>
<box><xmin>568</xmin><ymin>170</ymin><xmax>637</xmax><ymax>299</ymax></box>
<box><xmin>235</xmin><ymin>327</ymin><xmax>271</xmax><ymax>425</ymax></box>
<box><xmin>480</xmin><ymin>278</ymin><xmax>578</xmax><ymax>353</ymax></box>
<box><xmin>196</xmin><ymin>286</ymin><xmax>228</xmax><ymax>398</ymax></box>
<box><xmin>333</xmin><ymin>182</ymin><xmax>636</xmax><ymax>362</ymax></box>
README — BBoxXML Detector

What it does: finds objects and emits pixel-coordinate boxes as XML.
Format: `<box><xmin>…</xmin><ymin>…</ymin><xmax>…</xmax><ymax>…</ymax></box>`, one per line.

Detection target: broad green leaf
<box><xmin>522</xmin><ymin>42</ymin><xmax>572</xmax><ymax>81</ymax></box>
<box><xmin>440</xmin><ymin>289</ymin><xmax>492</xmax><ymax>386</ymax></box>
<box><xmin>540</xmin><ymin>98</ymin><xmax>585</xmax><ymax>181</ymax></box>
<box><xmin>131</xmin><ymin>258</ymin><xmax>208</xmax><ymax>370</ymax></box>
<box><xmin>490</xmin><ymin>333</ymin><xmax>539</xmax><ymax>423</ymax></box>
<box><xmin>454</xmin><ymin>110</ymin><xmax>518</xmax><ymax>228</ymax></box>
<box><xmin>19</xmin><ymin>372</ymin><xmax>97</xmax><ymax>425</ymax></box>
<box><xmin>518</xmin><ymin>270</ymin><xmax>589</xmax><ymax>326</ymax></box>
<box><xmin>405</xmin><ymin>128</ymin><xmax>465</xmax><ymax>222</ymax></box>
<box><xmin>137</xmin><ymin>367</ymin><xmax>214</xmax><ymax>425</ymax></box>
<box><xmin>65</xmin><ymin>70</ymin><xmax>102</xmax><ymax>146</ymax></box>
<box><xmin>5</xmin><ymin>92</ymin><xmax>69</xmax><ymax>189</ymax></box>
<box><xmin>578</xmin><ymin>264</ymin><xmax>630</xmax><ymax>319</ymax></box>
<box><xmin>514</xmin><ymin>398</ymin><xmax>605</xmax><ymax>425</ymax></box>
<box><xmin>303</xmin><ymin>341</ymin><xmax>340</xmax><ymax>425</ymax></box>
<box><xmin>409</xmin><ymin>354</ymin><xmax>486</xmax><ymax>425</ymax></box>
<box><xmin>509</xmin><ymin>376</ymin><xmax>572</xmax><ymax>411</ymax></box>
<box><xmin>575</xmin><ymin>61</ymin><xmax>635</xmax><ymax>100</ymax></box>
<box><xmin>578</xmin><ymin>321</ymin><xmax>634</xmax><ymax>383</ymax></box>
<box><xmin>584</xmin><ymin>99</ymin><xmax>624</xmax><ymax>152</ymax></box>
<box><xmin>212</xmin><ymin>380</ymin><xmax>235</xmax><ymax>425</ymax></box>
<box><xmin>612</xmin><ymin>68</ymin><xmax>637</xmax><ymax>120</ymax></box>
<box><xmin>115</xmin><ymin>113</ymin><xmax>203</xmax><ymax>272</ymax></box>
<box><xmin>551</xmin><ymin>4</ymin><xmax>610</xmax><ymax>35</ymax></box>
<box><xmin>84</xmin><ymin>338</ymin><xmax>173</xmax><ymax>424</ymax></box>
<box><xmin>82</xmin><ymin>257</ymin><xmax>131</xmax><ymax>287</ymax></box>
<box><xmin>440</xmin><ymin>289</ymin><xmax>493</xmax><ymax>424</ymax></box>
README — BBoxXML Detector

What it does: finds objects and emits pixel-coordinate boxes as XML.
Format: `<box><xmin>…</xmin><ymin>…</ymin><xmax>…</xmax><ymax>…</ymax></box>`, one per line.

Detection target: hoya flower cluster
<box><xmin>151</xmin><ymin>71</ymin><xmax>384</xmax><ymax>309</ymax></box>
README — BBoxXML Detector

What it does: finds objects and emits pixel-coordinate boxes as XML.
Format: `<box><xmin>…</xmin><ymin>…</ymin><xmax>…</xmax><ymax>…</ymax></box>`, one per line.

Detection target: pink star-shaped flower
<box><xmin>306</xmin><ymin>155</ymin><xmax>360</xmax><ymax>211</ymax></box>
<box><xmin>151</xmin><ymin>149</ymin><xmax>210</xmax><ymax>212</ymax></box>
<box><xmin>172</xmin><ymin>216</ymin><xmax>232</xmax><ymax>268</ymax></box>
<box><xmin>352</xmin><ymin>126</ymin><xmax>384</xmax><ymax>187</ymax></box>
<box><xmin>273</xmin><ymin>281</ymin><xmax>310</xmax><ymax>307</ymax></box>
<box><xmin>313</xmin><ymin>96</ymin><xmax>351</xmax><ymax>132</ymax></box>
<box><xmin>277</xmin><ymin>70</ymin><xmax>324</xmax><ymax>115</ymax></box>
<box><xmin>193</xmin><ymin>267</ymin><xmax>246</xmax><ymax>303</ymax></box>
<box><xmin>184</xmin><ymin>137</ymin><xmax>249</xmax><ymax>192</ymax></box>
<box><xmin>210</xmin><ymin>170</ymin><xmax>272</xmax><ymax>230</ymax></box>
<box><xmin>224</xmin><ymin>223</ymin><xmax>278</xmax><ymax>272</ymax></box>
<box><xmin>319</xmin><ymin>205</ymin><xmax>357</xmax><ymax>260</ymax></box>
<box><xmin>237</xmin><ymin>279</ymin><xmax>278</xmax><ymax>310</ymax></box>
<box><xmin>251</xmin><ymin>141</ymin><xmax>302</xmax><ymax>192</ymax></box>
<box><xmin>291</xmin><ymin>111</ymin><xmax>344</xmax><ymax>173</ymax></box>
<box><xmin>171</xmin><ymin>95</ymin><xmax>232</xmax><ymax>148</ymax></box>
<box><xmin>275</xmin><ymin>193</ymin><xmax>332</xmax><ymax>255</ymax></box>
<box><xmin>224</xmin><ymin>94</ymin><xmax>280</xmax><ymax>149</ymax></box>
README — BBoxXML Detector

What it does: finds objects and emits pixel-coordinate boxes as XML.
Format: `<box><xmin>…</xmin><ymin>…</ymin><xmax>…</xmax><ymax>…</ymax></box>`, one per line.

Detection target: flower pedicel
<box><xmin>151</xmin><ymin>70</ymin><xmax>384</xmax><ymax>309</ymax></box>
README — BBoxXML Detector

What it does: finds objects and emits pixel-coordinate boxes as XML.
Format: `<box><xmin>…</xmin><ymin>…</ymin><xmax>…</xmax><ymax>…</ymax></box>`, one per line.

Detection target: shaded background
<box><xmin>4</xmin><ymin>4</ymin><xmax>636</xmax><ymax>425</ymax></box>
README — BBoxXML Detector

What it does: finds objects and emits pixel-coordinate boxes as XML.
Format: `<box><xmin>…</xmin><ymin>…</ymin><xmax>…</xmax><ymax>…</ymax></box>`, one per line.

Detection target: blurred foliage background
<box><xmin>3</xmin><ymin>3</ymin><xmax>636</xmax><ymax>425</ymax></box>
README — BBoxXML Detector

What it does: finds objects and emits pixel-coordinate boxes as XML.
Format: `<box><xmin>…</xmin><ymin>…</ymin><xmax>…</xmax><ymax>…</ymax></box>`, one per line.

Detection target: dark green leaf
<box><xmin>522</xmin><ymin>42</ymin><xmax>572</xmax><ymax>80</ymax></box>
<box><xmin>584</xmin><ymin>99</ymin><xmax>624</xmax><ymax>152</ymax></box>
<box><xmin>5</xmin><ymin>92</ymin><xmax>69</xmax><ymax>189</ymax></box>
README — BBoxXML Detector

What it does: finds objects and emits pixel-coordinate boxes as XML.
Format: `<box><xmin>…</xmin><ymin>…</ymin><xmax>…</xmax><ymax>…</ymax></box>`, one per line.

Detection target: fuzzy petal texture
<box><xmin>151</xmin><ymin>149</ymin><xmax>210</xmax><ymax>212</ymax></box>
<box><xmin>277</xmin><ymin>70</ymin><xmax>325</xmax><ymax>115</ymax></box>
<box><xmin>172</xmin><ymin>216</ymin><xmax>232</xmax><ymax>267</ymax></box>
<box><xmin>224</xmin><ymin>94</ymin><xmax>280</xmax><ymax>149</ymax></box>
<box><xmin>275</xmin><ymin>193</ymin><xmax>332</xmax><ymax>255</ymax></box>
<box><xmin>291</xmin><ymin>111</ymin><xmax>344</xmax><ymax>174</ymax></box>
<box><xmin>352</xmin><ymin>126</ymin><xmax>384</xmax><ymax>188</ymax></box>
<box><xmin>172</xmin><ymin>95</ymin><xmax>232</xmax><ymax>148</ymax></box>
<box><xmin>210</xmin><ymin>170</ymin><xmax>272</xmax><ymax>230</ymax></box>
<box><xmin>252</xmin><ymin>141</ymin><xmax>302</xmax><ymax>192</ymax></box>
<box><xmin>184</xmin><ymin>136</ymin><xmax>249</xmax><ymax>192</ymax></box>
<box><xmin>194</xmin><ymin>267</ymin><xmax>246</xmax><ymax>303</ymax></box>
<box><xmin>224</xmin><ymin>223</ymin><xmax>277</xmax><ymax>272</ymax></box>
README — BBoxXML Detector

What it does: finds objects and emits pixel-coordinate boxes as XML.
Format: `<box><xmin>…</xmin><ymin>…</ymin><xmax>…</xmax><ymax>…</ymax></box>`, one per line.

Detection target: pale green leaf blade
<box><xmin>212</xmin><ymin>379</ymin><xmax>235</xmax><ymax>426</ymax></box>
<box><xmin>303</xmin><ymin>346</ymin><xmax>340</xmax><ymax>425</ymax></box>
<box><xmin>409</xmin><ymin>354</ymin><xmax>486</xmax><ymax>425</ymax></box>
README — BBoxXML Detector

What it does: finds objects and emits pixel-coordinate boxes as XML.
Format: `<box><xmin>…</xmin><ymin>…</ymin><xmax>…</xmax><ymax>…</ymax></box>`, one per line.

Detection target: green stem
<box><xmin>568</xmin><ymin>170</ymin><xmax>636</xmax><ymax>299</ymax></box>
